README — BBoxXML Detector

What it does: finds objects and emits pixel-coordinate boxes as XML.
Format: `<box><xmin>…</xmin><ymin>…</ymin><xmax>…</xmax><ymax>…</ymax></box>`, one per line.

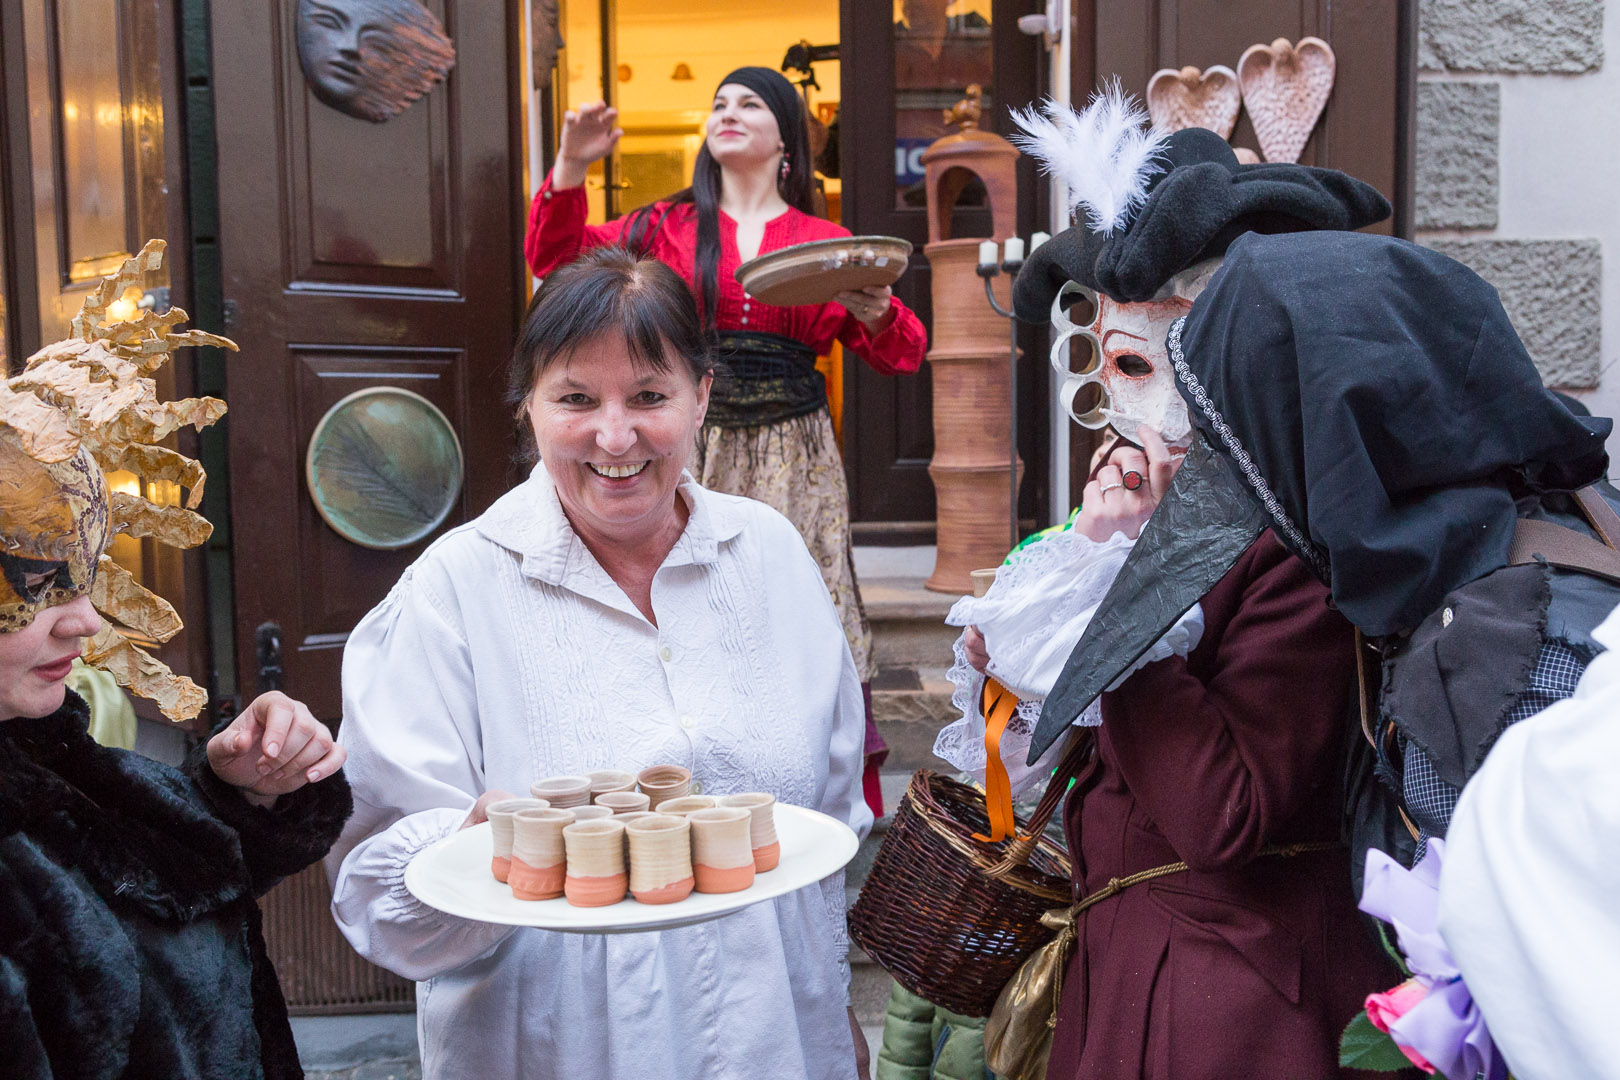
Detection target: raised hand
<box><xmin>553</xmin><ymin>101</ymin><xmax>622</xmax><ymax>188</ymax></box>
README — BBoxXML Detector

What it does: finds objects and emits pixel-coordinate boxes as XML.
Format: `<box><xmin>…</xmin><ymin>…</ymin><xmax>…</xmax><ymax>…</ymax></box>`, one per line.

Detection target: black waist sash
<box><xmin>706</xmin><ymin>330</ymin><xmax>826</xmax><ymax>430</ymax></box>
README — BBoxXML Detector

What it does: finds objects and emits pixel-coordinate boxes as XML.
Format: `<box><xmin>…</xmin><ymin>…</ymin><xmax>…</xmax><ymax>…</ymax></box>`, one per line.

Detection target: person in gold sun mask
<box><xmin>0</xmin><ymin>242</ymin><xmax>353</xmax><ymax>1080</ymax></box>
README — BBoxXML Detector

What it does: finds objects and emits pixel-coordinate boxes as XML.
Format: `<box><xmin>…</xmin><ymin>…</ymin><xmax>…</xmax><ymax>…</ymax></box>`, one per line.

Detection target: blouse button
<box><xmin>680</xmin><ymin>715</ymin><xmax>695</xmax><ymax>730</ymax></box>
<box><xmin>690</xmin><ymin>780</ymin><xmax>704</xmax><ymax>795</ymax></box>
<box><xmin>740</xmin><ymin>316</ymin><xmax>749</xmax><ymax>325</ymax></box>
<box><xmin>659</xmin><ymin>645</ymin><xmax>673</xmax><ymax>662</ymax></box>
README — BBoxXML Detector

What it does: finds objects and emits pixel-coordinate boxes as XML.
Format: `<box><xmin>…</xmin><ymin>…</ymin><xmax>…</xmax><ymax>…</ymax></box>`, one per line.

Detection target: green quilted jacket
<box><xmin>874</xmin><ymin>984</ymin><xmax>1002</xmax><ymax>1080</ymax></box>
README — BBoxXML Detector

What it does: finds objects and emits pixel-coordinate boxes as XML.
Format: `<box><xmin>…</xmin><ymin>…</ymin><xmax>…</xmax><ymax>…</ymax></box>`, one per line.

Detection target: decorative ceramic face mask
<box><xmin>0</xmin><ymin>441</ymin><xmax>110</xmax><ymax>632</ymax></box>
<box><xmin>1049</xmin><ymin>259</ymin><xmax>1221</xmax><ymax>446</ymax></box>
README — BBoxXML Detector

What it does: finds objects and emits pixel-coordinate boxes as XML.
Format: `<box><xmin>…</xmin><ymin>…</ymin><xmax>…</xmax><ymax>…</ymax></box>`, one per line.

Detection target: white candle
<box><xmin>1030</xmin><ymin>231</ymin><xmax>1051</xmax><ymax>251</ymax></box>
<box><xmin>1003</xmin><ymin>236</ymin><xmax>1025</xmax><ymax>263</ymax></box>
<box><xmin>978</xmin><ymin>240</ymin><xmax>999</xmax><ymax>268</ymax></box>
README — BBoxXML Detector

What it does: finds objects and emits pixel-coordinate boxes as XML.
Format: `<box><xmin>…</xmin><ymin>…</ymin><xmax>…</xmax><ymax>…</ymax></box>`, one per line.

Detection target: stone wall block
<box><xmin>1415</xmin><ymin>80</ymin><xmax>1499</xmax><ymax>230</ymax></box>
<box><xmin>1419</xmin><ymin>0</ymin><xmax>1603</xmax><ymax>73</ymax></box>
<box><xmin>1422</xmin><ymin>238</ymin><xmax>1603</xmax><ymax>387</ymax></box>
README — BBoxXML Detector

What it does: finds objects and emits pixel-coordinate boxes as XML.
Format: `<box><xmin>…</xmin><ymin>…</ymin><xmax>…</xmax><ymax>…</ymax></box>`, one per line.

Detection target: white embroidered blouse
<box><xmin>325</xmin><ymin>465</ymin><xmax>871</xmax><ymax>1080</ymax></box>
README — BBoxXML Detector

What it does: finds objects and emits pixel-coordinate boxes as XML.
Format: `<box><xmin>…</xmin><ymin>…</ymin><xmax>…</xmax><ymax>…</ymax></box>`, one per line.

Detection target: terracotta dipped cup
<box><xmin>485</xmin><ymin>797</ymin><xmax>551</xmax><ymax>882</ymax></box>
<box><xmin>530</xmin><ymin>775</ymin><xmax>593</xmax><ymax>809</ymax></box>
<box><xmin>568</xmin><ymin>804</ymin><xmax>615</xmax><ymax>821</ymax></box>
<box><xmin>655</xmin><ymin>795</ymin><xmax>716</xmax><ymax>818</ymax></box>
<box><xmin>508</xmin><ymin>808</ymin><xmax>574</xmax><ymax>900</ymax></box>
<box><xmin>625</xmin><ymin>813</ymin><xmax>695</xmax><ymax>904</ymax></box>
<box><xmin>720</xmin><ymin>792</ymin><xmax>780</xmax><ymax>872</ymax></box>
<box><xmin>637</xmin><ymin>764</ymin><xmax>692</xmax><ymax>805</ymax></box>
<box><xmin>563</xmin><ymin>818</ymin><xmax>628</xmax><ymax>907</ymax></box>
<box><xmin>596</xmin><ymin>790</ymin><xmax>651</xmax><ymax>815</ymax></box>
<box><xmin>587</xmin><ymin>770</ymin><xmax>637</xmax><ymax>802</ymax></box>
<box><xmin>688</xmin><ymin>807</ymin><xmax>755</xmax><ymax>894</ymax></box>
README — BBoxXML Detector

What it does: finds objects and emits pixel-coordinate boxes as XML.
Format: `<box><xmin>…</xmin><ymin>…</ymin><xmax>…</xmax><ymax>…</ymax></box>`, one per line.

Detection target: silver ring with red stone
<box><xmin>1122</xmin><ymin>470</ymin><xmax>1145</xmax><ymax>491</ymax></box>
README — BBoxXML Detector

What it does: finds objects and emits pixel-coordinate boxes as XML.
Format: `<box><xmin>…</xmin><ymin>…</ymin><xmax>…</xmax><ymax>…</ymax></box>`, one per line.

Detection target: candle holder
<box><xmin>975</xmin><ymin>232</ymin><xmax>1049</xmax><ymax>550</ymax></box>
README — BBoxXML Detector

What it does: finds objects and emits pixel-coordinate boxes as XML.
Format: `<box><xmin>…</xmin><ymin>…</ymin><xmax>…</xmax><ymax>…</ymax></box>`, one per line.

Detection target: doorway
<box><xmin>540</xmin><ymin>0</ymin><xmax>1049</xmax><ymax>536</ymax></box>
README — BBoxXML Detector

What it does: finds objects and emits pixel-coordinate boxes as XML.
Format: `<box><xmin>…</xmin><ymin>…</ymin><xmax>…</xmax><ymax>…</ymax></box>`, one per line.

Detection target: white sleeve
<box><xmin>324</xmin><ymin>565</ymin><xmax>517</xmax><ymax>982</ymax></box>
<box><xmin>758</xmin><ymin>510</ymin><xmax>872</xmax><ymax>1004</ymax></box>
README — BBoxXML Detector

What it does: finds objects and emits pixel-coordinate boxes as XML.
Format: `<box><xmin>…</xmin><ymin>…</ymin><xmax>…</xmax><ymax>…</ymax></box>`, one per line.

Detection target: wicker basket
<box><xmin>848</xmin><ymin>767</ymin><xmax>1076</xmax><ymax>1017</ymax></box>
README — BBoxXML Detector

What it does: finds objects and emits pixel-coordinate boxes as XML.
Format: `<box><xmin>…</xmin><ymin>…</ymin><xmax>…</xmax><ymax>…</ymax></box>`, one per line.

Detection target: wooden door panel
<box><xmin>215</xmin><ymin>0</ymin><xmax>519</xmax><ymax>719</ymax></box>
<box><xmin>291</xmin><ymin>84</ymin><xmax>457</xmax><ymax>288</ymax></box>
<box><xmin>1092</xmin><ymin>0</ymin><xmax>1410</xmax><ymax>231</ymax></box>
<box><xmin>292</xmin><ymin>347</ymin><xmax>466</xmax><ymax>636</ymax></box>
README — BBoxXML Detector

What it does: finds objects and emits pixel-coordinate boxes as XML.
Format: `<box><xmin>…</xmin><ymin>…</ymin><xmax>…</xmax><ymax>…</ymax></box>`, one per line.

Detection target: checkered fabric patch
<box><xmin>1403</xmin><ymin>638</ymin><xmax>1586</xmax><ymax>856</ymax></box>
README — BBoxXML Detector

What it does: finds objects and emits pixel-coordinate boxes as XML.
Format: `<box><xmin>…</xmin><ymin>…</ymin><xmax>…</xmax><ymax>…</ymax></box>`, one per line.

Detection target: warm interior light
<box><xmin>103</xmin><ymin>285</ymin><xmax>143</xmax><ymax>325</ymax></box>
<box><xmin>104</xmin><ymin>470</ymin><xmax>144</xmax><ymax>583</ymax></box>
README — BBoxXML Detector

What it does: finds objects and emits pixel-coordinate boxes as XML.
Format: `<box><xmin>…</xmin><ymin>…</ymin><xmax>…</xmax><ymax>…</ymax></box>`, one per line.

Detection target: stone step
<box><xmin>861</xmin><ymin>575</ymin><xmax>963</xmax><ymax>669</ymax></box>
<box><xmin>872</xmin><ymin>667</ymin><xmax>957</xmax><ymax>774</ymax></box>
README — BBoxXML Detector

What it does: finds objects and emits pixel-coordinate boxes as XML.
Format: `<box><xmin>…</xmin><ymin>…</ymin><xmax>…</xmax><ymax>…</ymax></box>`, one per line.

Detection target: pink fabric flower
<box><xmin>1365</xmin><ymin>979</ymin><xmax>1436</xmax><ymax>1073</ymax></box>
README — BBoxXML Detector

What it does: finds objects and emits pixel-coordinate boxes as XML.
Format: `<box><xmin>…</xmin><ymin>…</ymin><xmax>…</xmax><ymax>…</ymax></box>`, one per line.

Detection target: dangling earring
<box><xmin>779</xmin><ymin>150</ymin><xmax>791</xmax><ymax>182</ymax></box>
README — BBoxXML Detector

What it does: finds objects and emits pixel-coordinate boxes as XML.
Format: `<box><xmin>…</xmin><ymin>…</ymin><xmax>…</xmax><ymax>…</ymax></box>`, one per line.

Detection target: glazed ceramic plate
<box><xmin>405</xmin><ymin>804</ymin><xmax>860</xmax><ymax>933</ymax></box>
<box><xmin>734</xmin><ymin>235</ymin><xmax>912</xmax><ymax>306</ymax></box>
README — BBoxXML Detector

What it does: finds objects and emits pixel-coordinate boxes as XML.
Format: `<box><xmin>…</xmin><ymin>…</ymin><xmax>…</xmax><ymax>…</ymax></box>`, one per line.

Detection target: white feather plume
<box><xmin>1008</xmin><ymin>82</ymin><xmax>1168</xmax><ymax>236</ymax></box>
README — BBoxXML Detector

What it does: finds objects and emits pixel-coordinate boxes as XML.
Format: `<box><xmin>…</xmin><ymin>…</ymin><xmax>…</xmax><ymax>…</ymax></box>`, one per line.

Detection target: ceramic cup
<box><xmin>596</xmin><ymin>790</ymin><xmax>651</xmax><ymax>815</ymax></box>
<box><xmin>655</xmin><ymin>795</ymin><xmax>717</xmax><ymax>818</ymax></box>
<box><xmin>625</xmin><ymin>814</ymin><xmax>694</xmax><ymax>904</ymax></box>
<box><xmin>719</xmin><ymin>792</ymin><xmax>780</xmax><ymax>872</ymax></box>
<box><xmin>637</xmin><ymin>764</ymin><xmax>692</xmax><ymax>805</ymax></box>
<box><xmin>530</xmin><ymin>775</ymin><xmax>593</xmax><ymax>809</ymax></box>
<box><xmin>485</xmin><ymin>797</ymin><xmax>551</xmax><ymax>882</ymax></box>
<box><xmin>508</xmin><ymin>808</ymin><xmax>574</xmax><ymax>900</ymax></box>
<box><xmin>563</xmin><ymin>818</ymin><xmax>628</xmax><ymax>907</ymax></box>
<box><xmin>688</xmin><ymin>807</ymin><xmax>755</xmax><ymax>894</ymax></box>
<box><xmin>568</xmin><ymin>804</ymin><xmax>615</xmax><ymax>821</ymax></box>
<box><xmin>587</xmin><ymin>769</ymin><xmax>637</xmax><ymax>801</ymax></box>
<box><xmin>612</xmin><ymin>810</ymin><xmax>659</xmax><ymax>825</ymax></box>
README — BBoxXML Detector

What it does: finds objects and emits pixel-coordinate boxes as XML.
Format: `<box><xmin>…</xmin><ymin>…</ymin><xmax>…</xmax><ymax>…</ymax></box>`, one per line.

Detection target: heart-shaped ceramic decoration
<box><xmin>1237</xmin><ymin>36</ymin><xmax>1336</xmax><ymax>164</ymax></box>
<box><xmin>1146</xmin><ymin>65</ymin><xmax>1242</xmax><ymax>138</ymax></box>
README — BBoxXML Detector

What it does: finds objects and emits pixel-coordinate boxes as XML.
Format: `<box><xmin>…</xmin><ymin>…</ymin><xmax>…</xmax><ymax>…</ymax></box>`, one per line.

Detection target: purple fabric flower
<box><xmin>1360</xmin><ymin>840</ymin><xmax>1507</xmax><ymax>1080</ymax></box>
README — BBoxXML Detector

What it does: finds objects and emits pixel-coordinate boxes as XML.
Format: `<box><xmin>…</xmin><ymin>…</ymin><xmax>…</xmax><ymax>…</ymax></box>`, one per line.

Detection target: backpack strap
<box><xmin>1508</xmin><ymin>518</ymin><xmax>1620</xmax><ymax>584</ymax></box>
<box><xmin>1575</xmin><ymin>485</ymin><xmax>1620</xmax><ymax>549</ymax></box>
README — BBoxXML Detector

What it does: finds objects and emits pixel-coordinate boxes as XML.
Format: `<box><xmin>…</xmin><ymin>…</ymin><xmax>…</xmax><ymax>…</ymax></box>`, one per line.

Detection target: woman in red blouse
<box><xmin>528</xmin><ymin>67</ymin><xmax>927</xmax><ymax>816</ymax></box>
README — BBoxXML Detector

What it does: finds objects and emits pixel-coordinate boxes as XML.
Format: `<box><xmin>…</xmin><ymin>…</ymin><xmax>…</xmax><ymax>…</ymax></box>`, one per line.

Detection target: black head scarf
<box><xmin>1177</xmin><ymin>229</ymin><xmax>1611</xmax><ymax>636</ymax></box>
<box><xmin>714</xmin><ymin>67</ymin><xmax>801</xmax><ymax>153</ymax></box>
<box><xmin>1013</xmin><ymin>126</ymin><xmax>1390</xmax><ymax>321</ymax></box>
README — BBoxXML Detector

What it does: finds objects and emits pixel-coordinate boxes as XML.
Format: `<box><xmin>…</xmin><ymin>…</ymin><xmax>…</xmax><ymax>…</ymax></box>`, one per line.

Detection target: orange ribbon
<box><xmin>972</xmin><ymin>676</ymin><xmax>1022</xmax><ymax>843</ymax></box>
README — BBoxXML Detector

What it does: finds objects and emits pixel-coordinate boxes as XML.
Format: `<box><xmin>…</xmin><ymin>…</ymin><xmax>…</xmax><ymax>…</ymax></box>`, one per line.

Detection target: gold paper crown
<box><xmin>6</xmin><ymin>239</ymin><xmax>237</xmax><ymax>720</ymax></box>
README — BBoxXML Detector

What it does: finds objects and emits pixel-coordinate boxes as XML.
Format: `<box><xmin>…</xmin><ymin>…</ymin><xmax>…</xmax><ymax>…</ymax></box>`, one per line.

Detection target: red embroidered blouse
<box><xmin>524</xmin><ymin>178</ymin><xmax>927</xmax><ymax>377</ymax></box>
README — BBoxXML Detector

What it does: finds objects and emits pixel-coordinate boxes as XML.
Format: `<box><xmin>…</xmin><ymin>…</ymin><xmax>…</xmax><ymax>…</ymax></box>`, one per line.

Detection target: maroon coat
<box><xmin>1046</xmin><ymin>533</ymin><xmax>1398</xmax><ymax>1080</ymax></box>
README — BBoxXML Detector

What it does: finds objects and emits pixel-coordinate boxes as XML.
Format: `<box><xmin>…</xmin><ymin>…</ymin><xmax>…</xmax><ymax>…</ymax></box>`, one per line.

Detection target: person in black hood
<box><xmin>1029</xmin><ymin>229</ymin><xmax>1619</xmax><ymax>827</ymax></box>
<box><xmin>961</xmin><ymin>89</ymin><xmax>1404</xmax><ymax>1080</ymax></box>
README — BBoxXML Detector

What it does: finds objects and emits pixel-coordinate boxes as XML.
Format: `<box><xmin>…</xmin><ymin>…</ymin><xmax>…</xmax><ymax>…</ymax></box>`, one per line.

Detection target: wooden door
<box><xmin>212</xmin><ymin>1</ymin><xmax>524</xmax><ymax>719</ymax></box>
<box><xmin>840</xmin><ymin>0</ymin><xmax>1049</xmax><ymax>540</ymax></box>
<box><xmin>1085</xmin><ymin>1</ymin><xmax>1415</xmax><ymax>233</ymax></box>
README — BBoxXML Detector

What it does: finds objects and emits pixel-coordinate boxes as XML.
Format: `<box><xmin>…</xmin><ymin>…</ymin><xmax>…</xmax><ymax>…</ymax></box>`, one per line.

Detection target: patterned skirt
<box><xmin>694</xmin><ymin>407</ymin><xmax>874</xmax><ymax>681</ymax></box>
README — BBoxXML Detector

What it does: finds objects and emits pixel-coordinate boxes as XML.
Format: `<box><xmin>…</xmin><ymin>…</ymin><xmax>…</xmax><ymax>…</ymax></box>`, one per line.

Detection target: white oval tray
<box><xmin>404</xmin><ymin>803</ymin><xmax>860</xmax><ymax>934</ymax></box>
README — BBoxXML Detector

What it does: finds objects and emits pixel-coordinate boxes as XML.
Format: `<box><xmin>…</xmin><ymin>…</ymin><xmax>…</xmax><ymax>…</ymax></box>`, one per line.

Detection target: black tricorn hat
<box><xmin>1011</xmin><ymin>123</ymin><xmax>1391</xmax><ymax>321</ymax></box>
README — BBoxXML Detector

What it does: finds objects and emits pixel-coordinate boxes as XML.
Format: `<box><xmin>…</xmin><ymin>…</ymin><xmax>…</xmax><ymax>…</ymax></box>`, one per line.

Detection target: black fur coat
<box><xmin>0</xmin><ymin>693</ymin><xmax>352</xmax><ymax>1079</ymax></box>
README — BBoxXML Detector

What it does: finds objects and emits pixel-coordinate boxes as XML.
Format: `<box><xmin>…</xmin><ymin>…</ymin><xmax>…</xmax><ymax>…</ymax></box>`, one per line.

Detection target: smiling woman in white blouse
<box><xmin>325</xmin><ymin>246</ymin><xmax>873</xmax><ymax>1080</ymax></box>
